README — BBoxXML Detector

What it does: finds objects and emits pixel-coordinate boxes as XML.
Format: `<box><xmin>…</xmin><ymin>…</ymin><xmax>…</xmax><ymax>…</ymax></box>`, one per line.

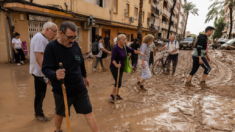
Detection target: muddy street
<box><xmin>1</xmin><ymin>50</ymin><xmax>235</xmax><ymax>132</ymax></box>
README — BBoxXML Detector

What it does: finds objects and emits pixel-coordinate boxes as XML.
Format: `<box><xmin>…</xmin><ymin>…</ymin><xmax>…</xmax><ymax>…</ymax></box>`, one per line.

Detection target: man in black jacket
<box><xmin>42</xmin><ymin>21</ymin><xmax>99</xmax><ymax>132</ymax></box>
<box><xmin>185</xmin><ymin>26</ymin><xmax>215</xmax><ymax>88</ymax></box>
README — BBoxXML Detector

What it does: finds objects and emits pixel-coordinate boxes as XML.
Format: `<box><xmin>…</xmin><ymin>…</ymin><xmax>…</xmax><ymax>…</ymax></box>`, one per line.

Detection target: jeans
<box><xmin>94</xmin><ymin>57</ymin><xmax>103</xmax><ymax>68</ymax></box>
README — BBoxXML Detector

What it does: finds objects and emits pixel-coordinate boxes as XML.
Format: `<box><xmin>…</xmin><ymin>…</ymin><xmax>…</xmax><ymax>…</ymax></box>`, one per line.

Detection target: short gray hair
<box><xmin>170</xmin><ymin>35</ymin><xmax>176</xmax><ymax>39</ymax></box>
<box><xmin>60</xmin><ymin>21</ymin><xmax>77</xmax><ymax>33</ymax></box>
<box><xmin>42</xmin><ymin>22</ymin><xmax>57</xmax><ymax>30</ymax></box>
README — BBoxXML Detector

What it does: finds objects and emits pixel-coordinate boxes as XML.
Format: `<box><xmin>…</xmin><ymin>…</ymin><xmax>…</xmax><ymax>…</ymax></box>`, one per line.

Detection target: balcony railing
<box><xmin>174</xmin><ymin>7</ymin><xmax>179</xmax><ymax>14</ymax></box>
<box><xmin>152</xmin><ymin>8</ymin><xmax>160</xmax><ymax>15</ymax></box>
<box><xmin>168</xmin><ymin>0</ymin><xmax>173</xmax><ymax>7</ymax></box>
<box><xmin>171</xmin><ymin>26</ymin><xmax>176</xmax><ymax>32</ymax></box>
<box><xmin>172</xmin><ymin>16</ymin><xmax>177</xmax><ymax>22</ymax></box>
<box><xmin>162</xmin><ymin>22</ymin><xmax>169</xmax><ymax>29</ymax></box>
<box><xmin>163</xmin><ymin>8</ymin><xmax>170</xmax><ymax>17</ymax></box>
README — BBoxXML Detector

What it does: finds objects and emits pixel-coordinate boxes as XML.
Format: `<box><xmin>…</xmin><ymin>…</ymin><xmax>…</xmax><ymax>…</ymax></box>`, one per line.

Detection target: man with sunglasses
<box><xmin>30</xmin><ymin>21</ymin><xmax>58</xmax><ymax>121</ymax></box>
<box><xmin>42</xmin><ymin>21</ymin><xmax>99</xmax><ymax>132</ymax></box>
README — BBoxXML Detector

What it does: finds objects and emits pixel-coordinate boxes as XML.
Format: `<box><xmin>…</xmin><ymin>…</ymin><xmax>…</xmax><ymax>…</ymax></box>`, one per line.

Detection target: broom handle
<box><xmin>59</xmin><ymin>63</ymin><xmax>71</xmax><ymax>132</ymax></box>
<box><xmin>114</xmin><ymin>61</ymin><xmax>121</xmax><ymax>106</ymax></box>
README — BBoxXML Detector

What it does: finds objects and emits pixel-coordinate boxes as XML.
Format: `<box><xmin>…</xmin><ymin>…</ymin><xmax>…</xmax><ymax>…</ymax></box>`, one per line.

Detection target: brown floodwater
<box><xmin>1</xmin><ymin>50</ymin><xmax>235</xmax><ymax>132</ymax></box>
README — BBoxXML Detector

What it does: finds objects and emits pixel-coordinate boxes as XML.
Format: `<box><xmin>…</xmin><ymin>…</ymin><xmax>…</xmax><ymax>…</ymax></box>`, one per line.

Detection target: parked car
<box><xmin>180</xmin><ymin>37</ymin><xmax>196</xmax><ymax>50</ymax></box>
<box><xmin>221</xmin><ymin>38</ymin><xmax>235</xmax><ymax>50</ymax></box>
<box><xmin>212</xmin><ymin>38</ymin><xmax>229</xmax><ymax>49</ymax></box>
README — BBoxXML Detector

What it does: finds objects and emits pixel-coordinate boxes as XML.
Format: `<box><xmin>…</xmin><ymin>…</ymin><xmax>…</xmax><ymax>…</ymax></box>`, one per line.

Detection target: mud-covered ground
<box><xmin>0</xmin><ymin>50</ymin><xmax>235</xmax><ymax>132</ymax></box>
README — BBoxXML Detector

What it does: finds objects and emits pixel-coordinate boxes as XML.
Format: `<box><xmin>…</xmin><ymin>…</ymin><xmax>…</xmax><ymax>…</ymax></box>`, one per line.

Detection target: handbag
<box><xmin>101</xmin><ymin>52</ymin><xmax>108</xmax><ymax>58</ymax></box>
<box><xmin>123</xmin><ymin>45</ymin><xmax>132</xmax><ymax>73</ymax></box>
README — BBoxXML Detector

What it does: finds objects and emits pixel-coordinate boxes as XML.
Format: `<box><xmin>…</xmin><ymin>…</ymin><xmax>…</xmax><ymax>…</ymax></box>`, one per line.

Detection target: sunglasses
<box><xmin>62</xmin><ymin>32</ymin><xmax>78</xmax><ymax>40</ymax></box>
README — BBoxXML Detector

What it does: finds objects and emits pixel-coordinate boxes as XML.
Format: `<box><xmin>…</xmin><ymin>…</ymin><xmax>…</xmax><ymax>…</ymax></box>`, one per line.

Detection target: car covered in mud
<box><xmin>212</xmin><ymin>38</ymin><xmax>229</xmax><ymax>49</ymax></box>
<box><xmin>180</xmin><ymin>37</ymin><xmax>196</xmax><ymax>50</ymax></box>
<box><xmin>221</xmin><ymin>38</ymin><xmax>235</xmax><ymax>50</ymax></box>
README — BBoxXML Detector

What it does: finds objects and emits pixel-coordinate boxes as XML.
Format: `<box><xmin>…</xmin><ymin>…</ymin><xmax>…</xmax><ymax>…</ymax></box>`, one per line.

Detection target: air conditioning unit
<box><xmin>129</xmin><ymin>17</ymin><xmax>134</xmax><ymax>23</ymax></box>
<box><xmin>160</xmin><ymin>12</ymin><xmax>163</xmax><ymax>15</ymax></box>
<box><xmin>82</xmin><ymin>22</ymin><xmax>90</xmax><ymax>30</ymax></box>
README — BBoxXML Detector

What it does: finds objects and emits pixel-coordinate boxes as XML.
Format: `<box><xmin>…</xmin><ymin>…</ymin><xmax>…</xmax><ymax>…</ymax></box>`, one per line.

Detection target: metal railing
<box><xmin>172</xmin><ymin>16</ymin><xmax>177</xmax><ymax>22</ymax></box>
<box><xmin>163</xmin><ymin>8</ymin><xmax>170</xmax><ymax>17</ymax></box>
<box><xmin>171</xmin><ymin>26</ymin><xmax>176</xmax><ymax>32</ymax></box>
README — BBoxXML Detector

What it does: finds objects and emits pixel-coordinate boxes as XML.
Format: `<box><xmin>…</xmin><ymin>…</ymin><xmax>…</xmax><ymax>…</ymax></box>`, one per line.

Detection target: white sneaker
<box><xmin>20</xmin><ymin>61</ymin><xmax>25</xmax><ymax>65</ymax></box>
<box><xmin>17</xmin><ymin>63</ymin><xmax>21</xmax><ymax>66</ymax></box>
<box><xmin>93</xmin><ymin>68</ymin><xmax>96</xmax><ymax>72</ymax></box>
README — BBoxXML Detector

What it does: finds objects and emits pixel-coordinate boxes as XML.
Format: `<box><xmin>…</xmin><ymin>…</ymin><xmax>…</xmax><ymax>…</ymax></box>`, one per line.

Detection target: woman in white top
<box><xmin>12</xmin><ymin>32</ymin><xmax>26</xmax><ymax>65</ymax></box>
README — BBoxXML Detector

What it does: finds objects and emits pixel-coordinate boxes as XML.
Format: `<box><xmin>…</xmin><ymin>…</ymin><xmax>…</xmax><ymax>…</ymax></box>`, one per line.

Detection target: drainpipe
<box><xmin>5</xmin><ymin>12</ymin><xmax>13</xmax><ymax>63</ymax></box>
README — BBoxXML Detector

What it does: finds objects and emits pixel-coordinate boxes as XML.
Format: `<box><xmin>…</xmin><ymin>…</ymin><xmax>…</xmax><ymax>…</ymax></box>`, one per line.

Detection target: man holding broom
<box><xmin>42</xmin><ymin>21</ymin><xmax>99</xmax><ymax>132</ymax></box>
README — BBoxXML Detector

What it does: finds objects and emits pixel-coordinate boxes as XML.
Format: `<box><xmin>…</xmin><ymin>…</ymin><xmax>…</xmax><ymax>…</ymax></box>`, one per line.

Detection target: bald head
<box><xmin>170</xmin><ymin>35</ymin><xmax>176</xmax><ymax>42</ymax></box>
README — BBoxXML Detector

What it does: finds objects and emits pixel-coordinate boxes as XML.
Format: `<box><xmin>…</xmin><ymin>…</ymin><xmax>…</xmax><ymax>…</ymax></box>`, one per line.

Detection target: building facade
<box><xmin>0</xmin><ymin>0</ymin><xmax>187</xmax><ymax>63</ymax></box>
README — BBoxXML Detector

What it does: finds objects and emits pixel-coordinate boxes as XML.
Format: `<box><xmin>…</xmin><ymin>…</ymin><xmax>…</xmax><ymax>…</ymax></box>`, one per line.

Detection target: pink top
<box><xmin>206</xmin><ymin>43</ymin><xmax>209</xmax><ymax>51</ymax></box>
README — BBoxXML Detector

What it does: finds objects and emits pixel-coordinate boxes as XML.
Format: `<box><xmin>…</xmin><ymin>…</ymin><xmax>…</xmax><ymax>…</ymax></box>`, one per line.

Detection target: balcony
<box><xmin>152</xmin><ymin>6</ymin><xmax>160</xmax><ymax>15</ymax></box>
<box><xmin>163</xmin><ymin>8</ymin><xmax>170</xmax><ymax>17</ymax></box>
<box><xmin>171</xmin><ymin>26</ymin><xmax>176</xmax><ymax>32</ymax></box>
<box><xmin>174</xmin><ymin>7</ymin><xmax>179</xmax><ymax>14</ymax></box>
<box><xmin>168</xmin><ymin>0</ymin><xmax>173</xmax><ymax>7</ymax></box>
<box><xmin>162</xmin><ymin>22</ymin><xmax>169</xmax><ymax>29</ymax></box>
<box><xmin>172</xmin><ymin>16</ymin><xmax>177</xmax><ymax>22</ymax></box>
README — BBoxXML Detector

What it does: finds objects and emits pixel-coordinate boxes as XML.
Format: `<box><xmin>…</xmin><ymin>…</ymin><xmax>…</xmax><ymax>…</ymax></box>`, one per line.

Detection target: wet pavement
<box><xmin>1</xmin><ymin>50</ymin><xmax>235</xmax><ymax>132</ymax></box>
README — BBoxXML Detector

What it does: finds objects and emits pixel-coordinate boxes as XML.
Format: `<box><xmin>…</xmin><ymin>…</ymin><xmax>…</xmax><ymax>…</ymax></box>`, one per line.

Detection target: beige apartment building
<box><xmin>0</xmin><ymin>0</ymin><xmax>187</xmax><ymax>63</ymax></box>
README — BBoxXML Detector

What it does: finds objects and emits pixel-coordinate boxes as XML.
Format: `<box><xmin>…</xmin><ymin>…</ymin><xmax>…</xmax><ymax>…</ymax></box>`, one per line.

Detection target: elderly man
<box><xmin>29</xmin><ymin>22</ymin><xmax>58</xmax><ymax>121</ymax></box>
<box><xmin>42</xmin><ymin>21</ymin><xmax>99</xmax><ymax>132</ymax></box>
<box><xmin>160</xmin><ymin>35</ymin><xmax>179</xmax><ymax>75</ymax></box>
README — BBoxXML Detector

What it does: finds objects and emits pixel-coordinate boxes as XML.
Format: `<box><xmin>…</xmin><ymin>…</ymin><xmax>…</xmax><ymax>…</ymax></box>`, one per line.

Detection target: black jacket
<box><xmin>42</xmin><ymin>40</ymin><xmax>87</xmax><ymax>97</ymax></box>
<box><xmin>194</xmin><ymin>34</ymin><xmax>208</xmax><ymax>56</ymax></box>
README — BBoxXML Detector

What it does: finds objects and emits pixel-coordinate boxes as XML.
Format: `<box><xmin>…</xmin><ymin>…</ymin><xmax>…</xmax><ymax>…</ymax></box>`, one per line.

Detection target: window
<box><xmin>114</xmin><ymin>0</ymin><xmax>118</xmax><ymax>13</ymax></box>
<box><xmin>134</xmin><ymin>7</ymin><xmax>138</xmax><ymax>19</ymax></box>
<box><xmin>142</xmin><ymin>11</ymin><xmax>145</xmax><ymax>22</ymax></box>
<box><xmin>76</xmin><ymin>26</ymin><xmax>82</xmax><ymax>42</ymax></box>
<box><xmin>96</xmin><ymin>0</ymin><xmax>103</xmax><ymax>7</ymax></box>
<box><xmin>126</xmin><ymin>3</ymin><xmax>129</xmax><ymax>17</ymax></box>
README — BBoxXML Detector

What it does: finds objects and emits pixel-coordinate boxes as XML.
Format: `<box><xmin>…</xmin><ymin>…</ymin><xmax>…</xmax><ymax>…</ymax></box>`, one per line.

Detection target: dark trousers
<box><xmin>94</xmin><ymin>57</ymin><xmax>103</xmax><ymax>68</ymax></box>
<box><xmin>167</xmin><ymin>54</ymin><xmax>178</xmax><ymax>73</ymax></box>
<box><xmin>33</xmin><ymin>75</ymin><xmax>47</xmax><ymax>117</ymax></box>
<box><xmin>14</xmin><ymin>49</ymin><xmax>26</xmax><ymax>63</ymax></box>
<box><xmin>190</xmin><ymin>56</ymin><xmax>211</xmax><ymax>76</ymax></box>
<box><xmin>131</xmin><ymin>55</ymin><xmax>138</xmax><ymax>68</ymax></box>
<box><xmin>149</xmin><ymin>51</ymin><xmax>154</xmax><ymax>66</ymax></box>
<box><xmin>110</xmin><ymin>65</ymin><xmax>124</xmax><ymax>88</ymax></box>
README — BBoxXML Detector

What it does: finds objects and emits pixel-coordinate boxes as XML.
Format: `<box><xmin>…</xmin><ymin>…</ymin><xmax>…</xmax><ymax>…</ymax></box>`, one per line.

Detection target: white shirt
<box><xmin>12</xmin><ymin>38</ymin><xmax>22</xmax><ymax>49</ymax></box>
<box><xmin>29</xmin><ymin>33</ymin><xmax>49</xmax><ymax>77</ymax></box>
<box><xmin>165</xmin><ymin>40</ymin><xmax>179</xmax><ymax>54</ymax></box>
<box><xmin>96</xmin><ymin>42</ymin><xmax>104</xmax><ymax>57</ymax></box>
<box><xmin>114</xmin><ymin>37</ymin><xmax>117</xmax><ymax>45</ymax></box>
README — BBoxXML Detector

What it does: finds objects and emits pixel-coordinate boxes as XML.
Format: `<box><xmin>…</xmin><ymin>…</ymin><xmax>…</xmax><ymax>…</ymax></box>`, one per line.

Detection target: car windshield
<box><xmin>183</xmin><ymin>38</ymin><xmax>193</xmax><ymax>41</ymax></box>
<box><xmin>226</xmin><ymin>39</ymin><xmax>235</xmax><ymax>45</ymax></box>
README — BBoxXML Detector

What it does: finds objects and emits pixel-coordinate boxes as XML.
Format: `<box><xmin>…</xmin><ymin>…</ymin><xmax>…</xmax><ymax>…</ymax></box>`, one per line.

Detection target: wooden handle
<box><xmin>59</xmin><ymin>62</ymin><xmax>71</xmax><ymax>132</ymax></box>
<box><xmin>114</xmin><ymin>61</ymin><xmax>121</xmax><ymax>106</ymax></box>
<box><xmin>59</xmin><ymin>62</ymin><xmax>64</xmax><ymax>84</ymax></box>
